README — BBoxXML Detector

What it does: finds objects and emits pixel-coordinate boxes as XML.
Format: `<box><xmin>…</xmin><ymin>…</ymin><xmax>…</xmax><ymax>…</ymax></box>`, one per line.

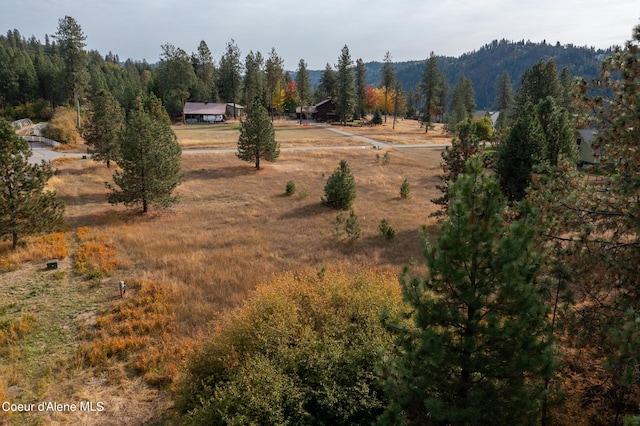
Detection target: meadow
<box><xmin>0</xmin><ymin>119</ymin><xmax>449</xmax><ymax>424</ymax></box>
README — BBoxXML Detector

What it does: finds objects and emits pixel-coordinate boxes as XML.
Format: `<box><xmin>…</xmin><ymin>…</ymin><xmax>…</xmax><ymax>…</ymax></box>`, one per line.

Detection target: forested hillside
<box><xmin>308</xmin><ymin>39</ymin><xmax>609</xmax><ymax>109</ymax></box>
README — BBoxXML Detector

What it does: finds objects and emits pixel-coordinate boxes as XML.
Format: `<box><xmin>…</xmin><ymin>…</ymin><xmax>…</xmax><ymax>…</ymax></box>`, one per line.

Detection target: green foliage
<box><xmin>336</xmin><ymin>45</ymin><xmax>355</xmax><ymax>124</ymax></box>
<box><xmin>448</xmin><ymin>74</ymin><xmax>476</xmax><ymax>128</ymax></box>
<box><xmin>83</xmin><ymin>89</ymin><xmax>124</xmax><ymax>168</ymax></box>
<box><xmin>237</xmin><ymin>99</ymin><xmax>280</xmax><ymax>170</ymax></box>
<box><xmin>177</xmin><ymin>269</ymin><xmax>407</xmax><ymax>425</ymax></box>
<box><xmin>372</xmin><ymin>108</ymin><xmax>383</xmax><ymax>125</ymax></box>
<box><xmin>400</xmin><ymin>178</ymin><xmax>411</xmax><ymax>199</ymax></box>
<box><xmin>378</xmin><ymin>219</ymin><xmax>395</xmax><ymax>240</ymax></box>
<box><xmin>55</xmin><ymin>15</ymin><xmax>89</xmax><ymax>105</ymax></box>
<box><xmin>285</xmin><ymin>180</ymin><xmax>296</xmax><ymax>196</ymax></box>
<box><xmin>382</xmin><ymin>151</ymin><xmax>390</xmax><ymax>165</ymax></box>
<box><xmin>474</xmin><ymin>115</ymin><xmax>494</xmax><ymax>141</ymax></box>
<box><xmin>0</xmin><ymin>118</ymin><xmax>64</xmax><ymax>248</ymax></box>
<box><xmin>218</xmin><ymin>39</ymin><xmax>243</xmax><ymax>117</ymax></box>
<box><xmin>107</xmin><ymin>95</ymin><xmax>182</xmax><ymax>213</ymax></box>
<box><xmin>344</xmin><ymin>210</ymin><xmax>361</xmax><ymax>242</ymax></box>
<box><xmin>432</xmin><ymin>118</ymin><xmax>483</xmax><ymax>215</ymax></box>
<box><xmin>157</xmin><ymin>43</ymin><xmax>198</xmax><ymax>118</ymax></box>
<box><xmin>383</xmin><ymin>156</ymin><xmax>555</xmax><ymax>425</ymax></box>
<box><xmin>495</xmin><ymin>102</ymin><xmax>547</xmax><ymax>201</ymax></box>
<box><xmin>322</xmin><ymin>160</ymin><xmax>356</xmax><ymax>210</ymax></box>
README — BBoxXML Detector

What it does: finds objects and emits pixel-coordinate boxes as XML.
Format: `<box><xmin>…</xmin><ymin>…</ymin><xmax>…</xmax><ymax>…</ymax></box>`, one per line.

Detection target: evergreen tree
<box><xmin>535</xmin><ymin>96</ymin><xmax>577</xmax><ymax>166</ymax></box>
<box><xmin>243</xmin><ymin>50</ymin><xmax>265</xmax><ymax>107</ymax></box>
<box><xmin>295</xmin><ymin>58</ymin><xmax>311</xmax><ymax>123</ymax></box>
<box><xmin>515</xmin><ymin>59</ymin><xmax>562</xmax><ymax>113</ymax></box>
<box><xmin>54</xmin><ymin>15</ymin><xmax>89</xmax><ymax>111</ymax></box>
<box><xmin>355</xmin><ymin>58</ymin><xmax>367</xmax><ymax>120</ymax></box>
<box><xmin>382</xmin><ymin>156</ymin><xmax>554</xmax><ymax>425</ymax></box>
<box><xmin>0</xmin><ymin>119</ymin><xmax>64</xmax><ymax>248</ymax></box>
<box><xmin>448</xmin><ymin>74</ymin><xmax>476</xmax><ymax>130</ymax></box>
<box><xmin>157</xmin><ymin>43</ymin><xmax>198</xmax><ymax>118</ymax></box>
<box><xmin>318</xmin><ymin>62</ymin><xmax>337</xmax><ymax>100</ymax></box>
<box><xmin>192</xmin><ymin>40</ymin><xmax>218</xmax><ymax>102</ymax></box>
<box><xmin>237</xmin><ymin>99</ymin><xmax>279</xmax><ymax>170</ymax></box>
<box><xmin>494</xmin><ymin>69</ymin><xmax>513</xmax><ymax>112</ymax></box>
<box><xmin>322</xmin><ymin>159</ymin><xmax>356</xmax><ymax>210</ymax></box>
<box><xmin>107</xmin><ymin>95</ymin><xmax>182</xmax><ymax>213</ymax></box>
<box><xmin>432</xmin><ymin>118</ymin><xmax>483</xmax><ymax>216</ymax></box>
<box><xmin>265</xmin><ymin>48</ymin><xmax>284</xmax><ymax>119</ymax></box>
<box><xmin>336</xmin><ymin>45</ymin><xmax>355</xmax><ymax>125</ymax></box>
<box><xmin>381</xmin><ymin>51</ymin><xmax>396</xmax><ymax>123</ymax></box>
<box><xmin>83</xmin><ymin>89</ymin><xmax>124</xmax><ymax>168</ymax></box>
<box><xmin>496</xmin><ymin>102</ymin><xmax>547</xmax><ymax>201</ymax></box>
<box><xmin>218</xmin><ymin>39</ymin><xmax>242</xmax><ymax>118</ymax></box>
<box><xmin>421</xmin><ymin>52</ymin><xmax>443</xmax><ymax>133</ymax></box>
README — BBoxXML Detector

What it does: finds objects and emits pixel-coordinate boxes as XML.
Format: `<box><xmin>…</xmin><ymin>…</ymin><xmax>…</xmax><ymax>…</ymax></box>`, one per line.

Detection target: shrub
<box><xmin>344</xmin><ymin>210</ymin><xmax>361</xmax><ymax>242</ymax></box>
<box><xmin>382</xmin><ymin>151</ymin><xmax>391</xmax><ymax>165</ymax></box>
<box><xmin>177</xmin><ymin>268</ymin><xmax>407</xmax><ymax>425</ymax></box>
<box><xmin>400</xmin><ymin>178</ymin><xmax>412</xmax><ymax>199</ymax></box>
<box><xmin>372</xmin><ymin>108</ymin><xmax>383</xmax><ymax>125</ymax></box>
<box><xmin>42</xmin><ymin>106</ymin><xmax>81</xmax><ymax>146</ymax></box>
<box><xmin>285</xmin><ymin>180</ymin><xmax>296</xmax><ymax>196</ymax></box>
<box><xmin>378</xmin><ymin>219</ymin><xmax>395</xmax><ymax>240</ymax></box>
<box><xmin>322</xmin><ymin>160</ymin><xmax>356</xmax><ymax>210</ymax></box>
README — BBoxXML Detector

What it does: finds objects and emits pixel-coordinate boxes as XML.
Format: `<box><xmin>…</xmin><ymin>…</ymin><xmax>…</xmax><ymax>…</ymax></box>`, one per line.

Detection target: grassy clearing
<box><xmin>340</xmin><ymin>119</ymin><xmax>453</xmax><ymax>145</ymax></box>
<box><xmin>0</xmin><ymin>131</ymin><xmax>447</xmax><ymax>423</ymax></box>
<box><xmin>173</xmin><ymin>119</ymin><xmax>368</xmax><ymax>150</ymax></box>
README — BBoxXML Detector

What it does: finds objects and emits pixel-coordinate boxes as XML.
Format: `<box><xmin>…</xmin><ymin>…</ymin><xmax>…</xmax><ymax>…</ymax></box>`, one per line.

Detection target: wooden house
<box><xmin>313</xmin><ymin>98</ymin><xmax>337</xmax><ymax>122</ymax></box>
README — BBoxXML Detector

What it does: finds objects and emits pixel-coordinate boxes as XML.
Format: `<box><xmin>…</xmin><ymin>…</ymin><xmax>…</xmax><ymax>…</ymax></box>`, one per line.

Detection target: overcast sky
<box><xmin>2</xmin><ymin>0</ymin><xmax>638</xmax><ymax>70</ymax></box>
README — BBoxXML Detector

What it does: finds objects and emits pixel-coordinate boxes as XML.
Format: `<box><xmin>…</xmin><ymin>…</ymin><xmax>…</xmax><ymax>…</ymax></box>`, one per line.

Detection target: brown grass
<box><xmin>335</xmin><ymin>119</ymin><xmax>453</xmax><ymax>145</ymax></box>
<box><xmin>1</xmin><ymin>129</ymin><xmax>448</xmax><ymax>424</ymax></box>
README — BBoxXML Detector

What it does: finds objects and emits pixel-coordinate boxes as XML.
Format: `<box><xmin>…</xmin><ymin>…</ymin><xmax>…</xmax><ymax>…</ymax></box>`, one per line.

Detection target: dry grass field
<box><xmin>0</xmin><ymin>124</ymin><xmax>450</xmax><ymax>424</ymax></box>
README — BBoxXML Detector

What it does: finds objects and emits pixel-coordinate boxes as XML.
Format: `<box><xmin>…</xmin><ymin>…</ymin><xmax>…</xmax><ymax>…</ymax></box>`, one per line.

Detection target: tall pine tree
<box><xmin>83</xmin><ymin>89</ymin><xmax>124</xmax><ymax>168</ymax></box>
<box><xmin>107</xmin><ymin>95</ymin><xmax>182</xmax><ymax>213</ymax></box>
<box><xmin>382</xmin><ymin>156</ymin><xmax>554</xmax><ymax>425</ymax></box>
<box><xmin>0</xmin><ymin>119</ymin><xmax>64</xmax><ymax>248</ymax></box>
<box><xmin>336</xmin><ymin>45</ymin><xmax>355</xmax><ymax>125</ymax></box>
<box><xmin>237</xmin><ymin>99</ymin><xmax>280</xmax><ymax>170</ymax></box>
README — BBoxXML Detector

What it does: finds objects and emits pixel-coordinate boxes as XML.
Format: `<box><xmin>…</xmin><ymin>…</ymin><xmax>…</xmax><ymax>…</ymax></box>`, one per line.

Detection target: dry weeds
<box><xmin>1</xmin><ymin>129</ymin><xmax>449</xmax><ymax>424</ymax></box>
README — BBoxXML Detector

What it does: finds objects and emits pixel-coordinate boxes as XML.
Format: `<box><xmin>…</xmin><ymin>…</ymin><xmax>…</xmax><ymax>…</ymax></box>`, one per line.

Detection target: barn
<box><xmin>183</xmin><ymin>102</ymin><xmax>227</xmax><ymax>124</ymax></box>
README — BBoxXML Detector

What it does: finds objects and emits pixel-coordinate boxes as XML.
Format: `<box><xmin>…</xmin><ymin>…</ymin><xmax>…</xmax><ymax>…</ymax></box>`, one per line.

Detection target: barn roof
<box><xmin>183</xmin><ymin>102</ymin><xmax>227</xmax><ymax>115</ymax></box>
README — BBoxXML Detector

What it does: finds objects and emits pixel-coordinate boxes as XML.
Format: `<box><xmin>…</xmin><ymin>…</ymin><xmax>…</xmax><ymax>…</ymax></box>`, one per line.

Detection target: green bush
<box><xmin>177</xmin><ymin>269</ymin><xmax>407</xmax><ymax>425</ymax></box>
<box><xmin>322</xmin><ymin>160</ymin><xmax>356</xmax><ymax>210</ymax></box>
<box><xmin>372</xmin><ymin>108</ymin><xmax>383</xmax><ymax>125</ymax></box>
<box><xmin>382</xmin><ymin>152</ymin><xmax>391</xmax><ymax>165</ymax></box>
<box><xmin>378</xmin><ymin>219</ymin><xmax>395</xmax><ymax>240</ymax></box>
<box><xmin>285</xmin><ymin>180</ymin><xmax>296</xmax><ymax>196</ymax></box>
<box><xmin>344</xmin><ymin>210</ymin><xmax>361</xmax><ymax>242</ymax></box>
<box><xmin>400</xmin><ymin>178</ymin><xmax>411</xmax><ymax>199</ymax></box>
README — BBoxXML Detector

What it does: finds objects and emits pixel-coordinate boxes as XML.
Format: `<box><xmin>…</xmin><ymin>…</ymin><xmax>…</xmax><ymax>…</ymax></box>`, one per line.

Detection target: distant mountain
<box><xmin>305</xmin><ymin>39</ymin><xmax>611</xmax><ymax>109</ymax></box>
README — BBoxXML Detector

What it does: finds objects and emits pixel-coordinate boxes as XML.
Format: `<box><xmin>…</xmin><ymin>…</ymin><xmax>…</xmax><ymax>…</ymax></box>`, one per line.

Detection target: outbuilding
<box><xmin>183</xmin><ymin>102</ymin><xmax>227</xmax><ymax>124</ymax></box>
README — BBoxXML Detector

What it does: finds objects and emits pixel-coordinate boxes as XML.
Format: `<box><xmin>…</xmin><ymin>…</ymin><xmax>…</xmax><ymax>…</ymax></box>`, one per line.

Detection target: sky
<box><xmin>2</xmin><ymin>0</ymin><xmax>639</xmax><ymax>70</ymax></box>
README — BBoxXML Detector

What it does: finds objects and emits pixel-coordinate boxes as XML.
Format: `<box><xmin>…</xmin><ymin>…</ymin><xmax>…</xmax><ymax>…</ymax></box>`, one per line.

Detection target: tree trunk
<box><xmin>12</xmin><ymin>231</ymin><xmax>18</xmax><ymax>249</ymax></box>
<box><xmin>143</xmin><ymin>197</ymin><xmax>148</xmax><ymax>213</ymax></box>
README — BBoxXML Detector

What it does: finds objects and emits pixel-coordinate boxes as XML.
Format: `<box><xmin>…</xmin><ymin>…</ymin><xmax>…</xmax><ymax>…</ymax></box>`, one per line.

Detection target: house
<box><xmin>472</xmin><ymin>110</ymin><xmax>500</xmax><ymax>127</ymax></box>
<box><xmin>295</xmin><ymin>105</ymin><xmax>316</xmax><ymax>120</ymax></box>
<box><xmin>313</xmin><ymin>98</ymin><xmax>337</xmax><ymax>122</ymax></box>
<box><xmin>226</xmin><ymin>103</ymin><xmax>245</xmax><ymax>119</ymax></box>
<box><xmin>575</xmin><ymin>128</ymin><xmax>599</xmax><ymax>165</ymax></box>
<box><xmin>183</xmin><ymin>102</ymin><xmax>227</xmax><ymax>124</ymax></box>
